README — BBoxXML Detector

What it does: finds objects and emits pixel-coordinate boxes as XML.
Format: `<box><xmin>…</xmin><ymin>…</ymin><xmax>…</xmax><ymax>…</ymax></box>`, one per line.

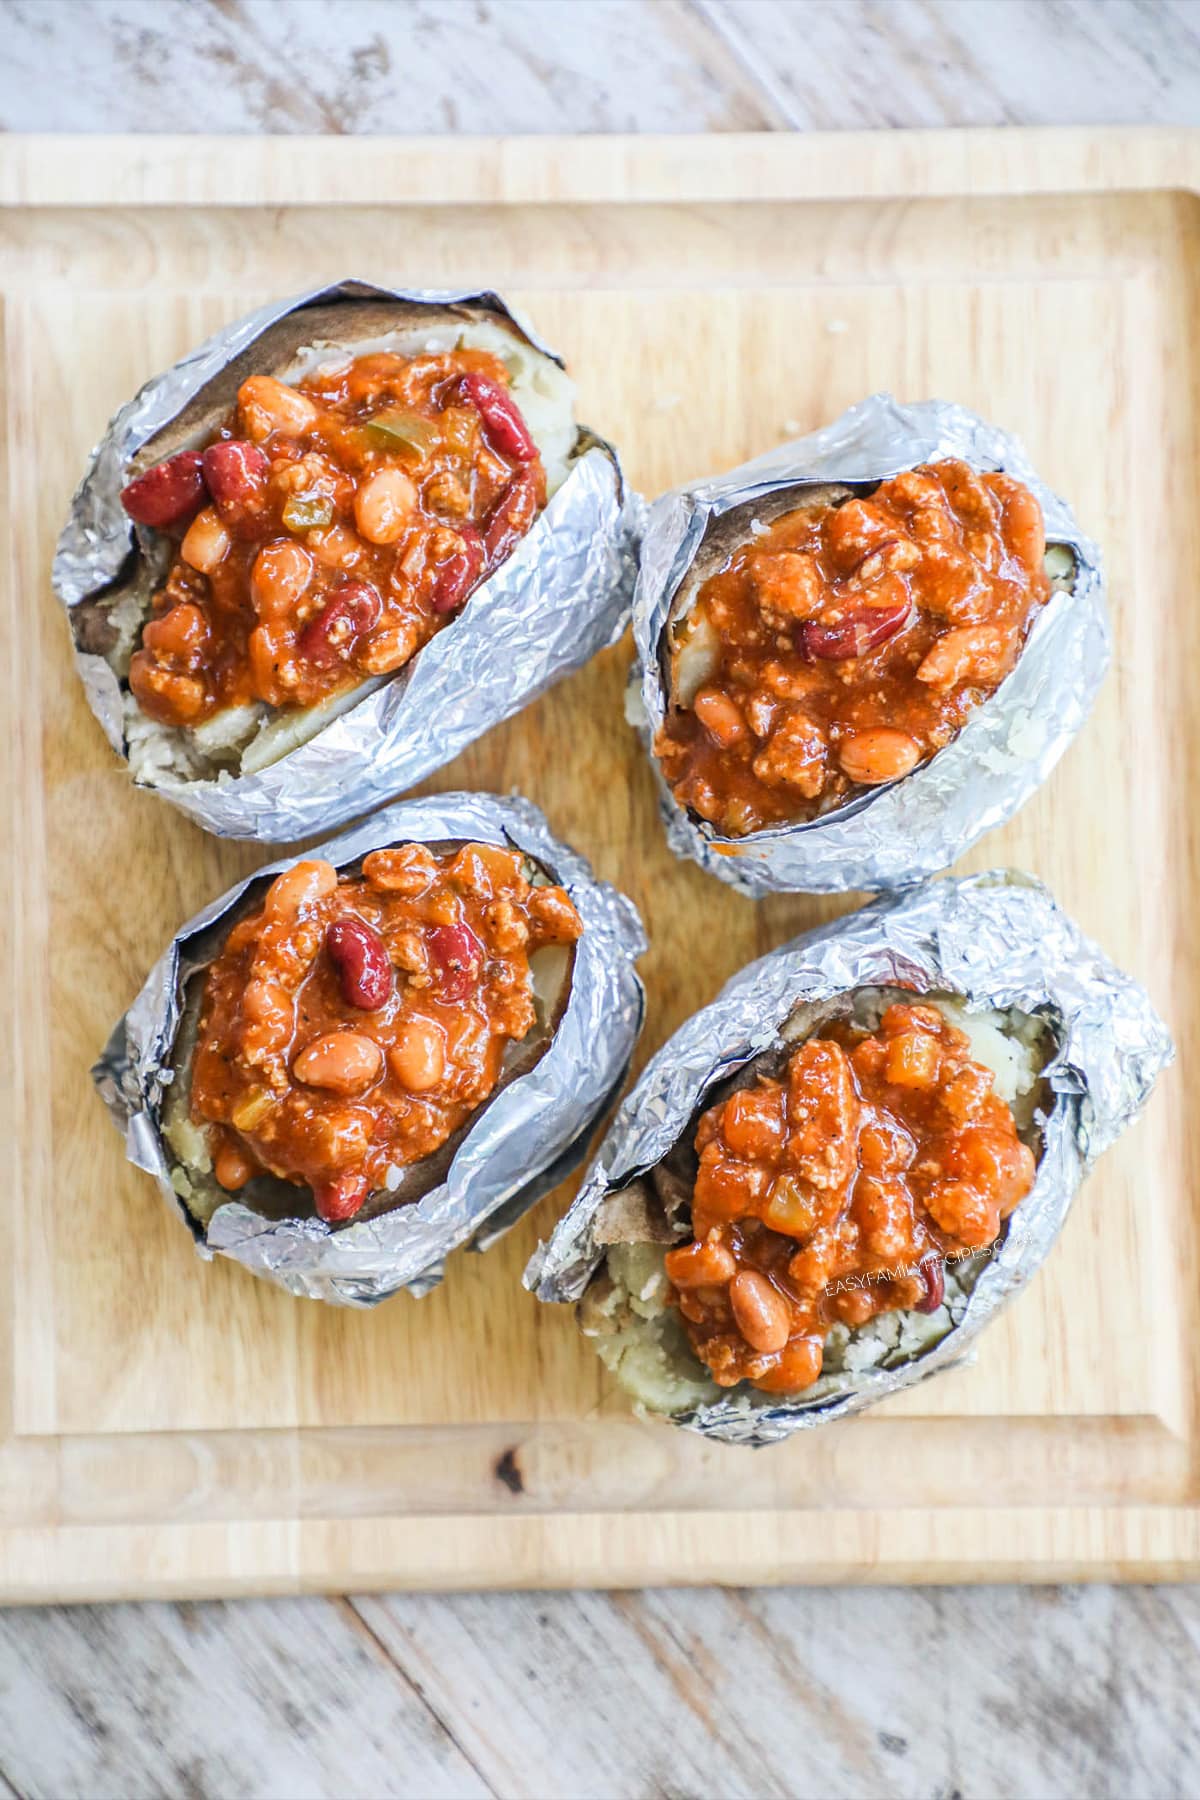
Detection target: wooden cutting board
<box><xmin>2</xmin><ymin>128</ymin><xmax>1197</xmax><ymax>1601</ymax></box>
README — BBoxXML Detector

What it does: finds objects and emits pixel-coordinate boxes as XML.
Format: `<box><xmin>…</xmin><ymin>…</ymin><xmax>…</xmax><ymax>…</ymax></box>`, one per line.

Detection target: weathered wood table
<box><xmin>2</xmin><ymin>2</ymin><xmax>1198</xmax><ymax>1795</ymax></box>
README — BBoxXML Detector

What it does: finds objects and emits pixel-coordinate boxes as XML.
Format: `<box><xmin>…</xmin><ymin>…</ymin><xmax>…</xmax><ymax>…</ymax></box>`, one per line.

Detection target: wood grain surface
<box><xmin>2</xmin><ymin>4</ymin><xmax>1199</xmax><ymax>1798</ymax></box>
<box><xmin>4</xmin><ymin>126</ymin><xmax>1196</xmax><ymax>1605</ymax></box>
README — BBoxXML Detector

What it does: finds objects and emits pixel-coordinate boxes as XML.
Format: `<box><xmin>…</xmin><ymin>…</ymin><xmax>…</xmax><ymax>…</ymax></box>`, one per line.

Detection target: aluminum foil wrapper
<box><xmin>631</xmin><ymin>394</ymin><xmax>1108</xmax><ymax>894</ymax></box>
<box><xmin>526</xmin><ymin>872</ymin><xmax>1171</xmax><ymax>1445</ymax></box>
<box><xmin>56</xmin><ymin>279</ymin><xmax>635</xmax><ymax>842</ymax></box>
<box><xmin>94</xmin><ymin>792</ymin><xmax>646</xmax><ymax>1307</ymax></box>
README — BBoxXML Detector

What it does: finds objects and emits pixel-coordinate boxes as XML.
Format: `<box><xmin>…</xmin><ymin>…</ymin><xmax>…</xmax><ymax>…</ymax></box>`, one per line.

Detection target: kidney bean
<box><xmin>297</xmin><ymin>579</ymin><xmax>383</xmax><ymax>668</ymax></box>
<box><xmin>431</xmin><ymin>525</ymin><xmax>483</xmax><ymax>614</ymax></box>
<box><xmin>428</xmin><ymin>922</ymin><xmax>484</xmax><ymax>1002</ymax></box>
<box><xmin>202</xmin><ymin>439</ymin><xmax>270</xmax><ymax>529</ymax></box>
<box><xmin>457</xmin><ymin>371</ymin><xmax>537</xmax><ymax>463</ymax></box>
<box><xmin>483</xmin><ymin>466</ymin><xmax>541</xmax><ymax>571</ymax></box>
<box><xmin>326</xmin><ymin>917</ymin><xmax>393</xmax><ymax>1011</ymax></box>
<box><xmin>799</xmin><ymin>600</ymin><xmax>911</xmax><ymax>661</ymax></box>
<box><xmin>120</xmin><ymin>451</ymin><xmax>207</xmax><ymax>529</ymax></box>
<box><xmin>313</xmin><ymin>1170</ymin><xmax>370</xmax><ymax>1224</ymax></box>
<box><xmin>915</xmin><ymin>1256</ymin><xmax>945</xmax><ymax>1313</ymax></box>
<box><xmin>729</xmin><ymin>1269</ymin><xmax>792</xmax><ymax>1354</ymax></box>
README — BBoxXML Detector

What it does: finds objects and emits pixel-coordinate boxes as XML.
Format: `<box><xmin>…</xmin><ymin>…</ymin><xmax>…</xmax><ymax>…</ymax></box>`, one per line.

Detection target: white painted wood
<box><xmin>1</xmin><ymin>1</ymin><xmax>1197</xmax><ymax>1796</ymax></box>
<box><xmin>0</xmin><ymin>0</ymin><xmax>778</xmax><ymax>135</ymax></box>
<box><xmin>0</xmin><ymin>1587</ymin><xmax>1196</xmax><ymax>1798</ymax></box>
<box><xmin>2</xmin><ymin>0</ymin><xmax>1197</xmax><ymax>136</ymax></box>
<box><xmin>0</xmin><ymin>1597</ymin><xmax>492</xmax><ymax>1800</ymax></box>
<box><xmin>707</xmin><ymin>0</ymin><xmax>1200</xmax><ymax>131</ymax></box>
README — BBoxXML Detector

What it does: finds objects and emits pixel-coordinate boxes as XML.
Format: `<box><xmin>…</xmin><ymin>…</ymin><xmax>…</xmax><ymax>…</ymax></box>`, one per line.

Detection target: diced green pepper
<box><xmin>282</xmin><ymin>493</ymin><xmax>335</xmax><ymax>531</ymax></box>
<box><xmin>364</xmin><ymin>408</ymin><xmax>435</xmax><ymax>454</ymax></box>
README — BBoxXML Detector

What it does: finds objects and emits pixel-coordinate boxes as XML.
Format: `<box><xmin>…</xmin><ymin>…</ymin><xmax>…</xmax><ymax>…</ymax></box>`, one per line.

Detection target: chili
<box><xmin>663</xmin><ymin>1002</ymin><xmax>1036</xmax><ymax>1394</ymax></box>
<box><xmin>656</xmin><ymin>460</ymin><xmax>1052</xmax><ymax>836</ymax></box>
<box><xmin>190</xmin><ymin>842</ymin><xmax>582</xmax><ymax>1224</ymax></box>
<box><xmin>124</xmin><ymin>348</ymin><xmax>546</xmax><ymax>732</ymax></box>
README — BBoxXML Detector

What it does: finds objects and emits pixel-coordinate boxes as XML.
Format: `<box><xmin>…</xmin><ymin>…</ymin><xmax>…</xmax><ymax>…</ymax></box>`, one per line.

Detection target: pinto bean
<box><xmin>141</xmin><ymin>600</ymin><xmax>208</xmax><ymax>664</ymax></box>
<box><xmin>263</xmin><ymin>859</ymin><xmax>338</xmax><ymax>918</ymax></box>
<box><xmin>308</xmin><ymin>523</ymin><xmax>364</xmax><ymax>571</ymax></box>
<box><xmin>663</xmin><ymin>1234</ymin><xmax>737</xmax><ymax>1290</ymax></box>
<box><xmin>693</xmin><ymin>687</ymin><xmax>746</xmax><ymax>747</ymax></box>
<box><xmin>916</xmin><ymin>624</ymin><xmax>1013</xmax><ymax>690</ymax></box>
<box><xmin>180</xmin><ymin>507</ymin><xmax>230</xmax><ymax>574</ymax></box>
<box><xmin>729</xmin><ymin>1270</ymin><xmax>791</xmax><ymax>1354</ymax></box>
<box><xmin>238</xmin><ymin>375</ymin><xmax>319</xmax><ymax>442</ymax></box>
<box><xmin>750</xmin><ymin>1335</ymin><xmax>824</xmax><ymax>1393</ymax></box>
<box><xmin>354</xmin><ymin>465</ymin><xmax>416</xmax><ymax>544</ymax></box>
<box><xmin>251</xmin><ymin>539</ymin><xmax>314</xmax><ymax>619</ymax></box>
<box><xmin>214</xmin><ymin>1140</ymin><xmax>256</xmax><ymax>1190</ymax></box>
<box><xmin>358</xmin><ymin>620</ymin><xmax>420</xmax><ymax>675</ymax></box>
<box><xmin>387</xmin><ymin>1015</ymin><xmax>447</xmax><ymax>1093</ymax></box>
<box><xmin>293</xmin><ymin>1030</ymin><xmax>383</xmax><ymax>1096</ymax></box>
<box><xmin>838</xmin><ymin>728</ymin><xmax>921</xmax><ymax>785</ymax></box>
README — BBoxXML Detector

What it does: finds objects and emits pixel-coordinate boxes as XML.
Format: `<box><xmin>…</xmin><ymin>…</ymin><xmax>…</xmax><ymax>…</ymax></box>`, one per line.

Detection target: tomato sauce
<box><xmin>190</xmin><ymin>842</ymin><xmax>582</xmax><ymax>1223</ymax></box>
<box><xmin>663</xmin><ymin>1002</ymin><xmax>1036</xmax><ymax>1393</ymax></box>
<box><xmin>123</xmin><ymin>348</ymin><xmax>546</xmax><ymax>731</ymax></box>
<box><xmin>656</xmin><ymin>460</ymin><xmax>1052</xmax><ymax>836</ymax></box>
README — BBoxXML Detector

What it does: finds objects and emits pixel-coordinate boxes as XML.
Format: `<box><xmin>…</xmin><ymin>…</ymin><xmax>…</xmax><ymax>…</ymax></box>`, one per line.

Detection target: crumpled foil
<box><xmin>55</xmin><ymin>279</ymin><xmax>635</xmax><ymax>842</ymax></box>
<box><xmin>631</xmin><ymin>394</ymin><xmax>1108</xmax><ymax>894</ymax></box>
<box><xmin>94</xmin><ymin>791</ymin><xmax>646</xmax><ymax>1307</ymax></box>
<box><xmin>526</xmin><ymin>872</ymin><xmax>1171</xmax><ymax>1445</ymax></box>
